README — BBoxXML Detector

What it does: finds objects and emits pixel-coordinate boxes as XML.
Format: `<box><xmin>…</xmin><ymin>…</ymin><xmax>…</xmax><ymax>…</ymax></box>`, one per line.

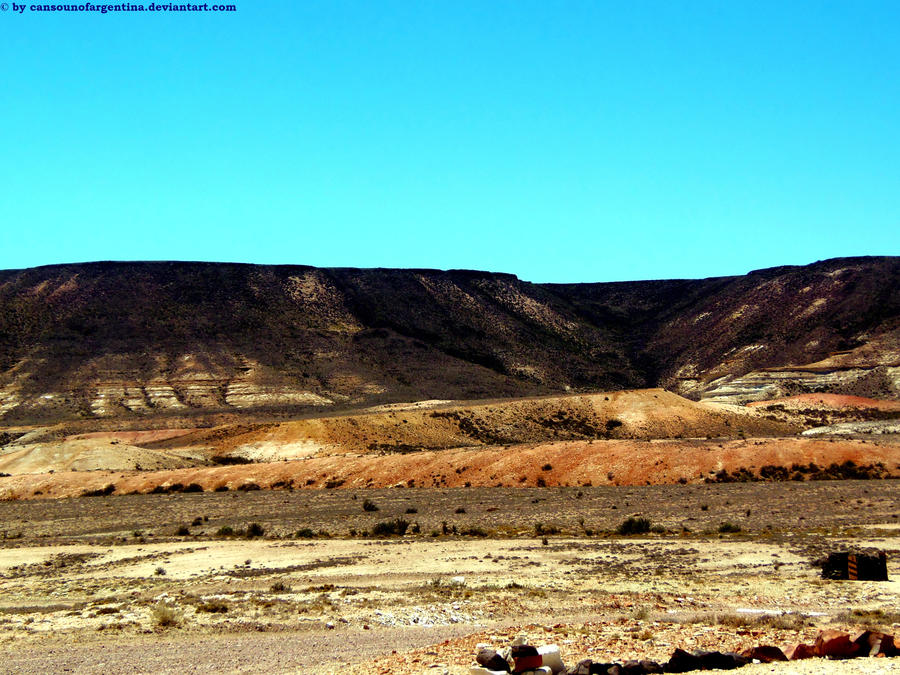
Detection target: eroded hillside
<box><xmin>0</xmin><ymin>257</ymin><xmax>898</xmax><ymax>423</ymax></box>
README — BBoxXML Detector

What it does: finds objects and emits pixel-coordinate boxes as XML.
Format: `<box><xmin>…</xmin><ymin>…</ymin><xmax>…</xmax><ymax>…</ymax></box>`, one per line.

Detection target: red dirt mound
<box><xmin>3</xmin><ymin>436</ymin><xmax>897</xmax><ymax>500</ymax></box>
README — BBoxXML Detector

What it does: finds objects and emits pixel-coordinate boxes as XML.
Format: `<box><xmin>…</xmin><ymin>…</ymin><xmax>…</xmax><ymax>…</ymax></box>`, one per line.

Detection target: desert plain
<box><xmin>0</xmin><ymin>391</ymin><xmax>898</xmax><ymax>674</ymax></box>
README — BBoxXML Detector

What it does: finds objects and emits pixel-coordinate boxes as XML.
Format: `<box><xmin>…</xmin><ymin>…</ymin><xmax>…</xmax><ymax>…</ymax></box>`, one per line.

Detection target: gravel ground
<box><xmin>740</xmin><ymin>658</ymin><xmax>900</xmax><ymax>673</ymax></box>
<box><xmin>0</xmin><ymin>624</ymin><xmax>475</xmax><ymax>674</ymax></box>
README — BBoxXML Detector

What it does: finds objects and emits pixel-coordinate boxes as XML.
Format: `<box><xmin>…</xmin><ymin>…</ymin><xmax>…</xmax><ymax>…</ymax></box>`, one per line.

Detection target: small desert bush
<box><xmin>150</xmin><ymin>601</ymin><xmax>182</xmax><ymax>627</ymax></box>
<box><xmin>216</xmin><ymin>525</ymin><xmax>234</xmax><ymax>536</ymax></box>
<box><xmin>534</xmin><ymin>522</ymin><xmax>560</xmax><ymax>536</ymax></box>
<box><xmin>717</xmin><ymin>521</ymin><xmax>741</xmax><ymax>533</ymax></box>
<box><xmin>717</xmin><ymin>612</ymin><xmax>809</xmax><ymax>630</ymax></box>
<box><xmin>834</xmin><ymin>608</ymin><xmax>900</xmax><ymax>626</ymax></box>
<box><xmin>371</xmin><ymin>518</ymin><xmax>410</xmax><ymax>536</ymax></box>
<box><xmin>296</xmin><ymin>528</ymin><xmax>316</xmax><ymax>538</ymax></box>
<box><xmin>459</xmin><ymin>526</ymin><xmax>489</xmax><ymax>537</ymax></box>
<box><xmin>196</xmin><ymin>600</ymin><xmax>229</xmax><ymax>613</ymax></box>
<box><xmin>670</xmin><ymin>611</ymin><xmax>808</xmax><ymax>630</ymax></box>
<box><xmin>362</xmin><ymin>499</ymin><xmax>379</xmax><ymax>512</ymax></box>
<box><xmin>617</xmin><ymin>517</ymin><xmax>651</xmax><ymax>535</ymax></box>
<box><xmin>246</xmin><ymin>522</ymin><xmax>265</xmax><ymax>538</ymax></box>
<box><xmin>270</xmin><ymin>580</ymin><xmax>292</xmax><ymax>593</ymax></box>
<box><xmin>631</xmin><ymin>605</ymin><xmax>652</xmax><ymax>620</ymax></box>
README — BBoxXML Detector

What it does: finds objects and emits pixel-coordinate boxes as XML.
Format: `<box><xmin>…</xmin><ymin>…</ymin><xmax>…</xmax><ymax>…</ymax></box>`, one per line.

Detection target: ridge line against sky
<box><xmin>1</xmin><ymin>1</ymin><xmax>898</xmax><ymax>283</ymax></box>
<box><xmin>0</xmin><ymin>255</ymin><xmax>893</xmax><ymax>286</ymax></box>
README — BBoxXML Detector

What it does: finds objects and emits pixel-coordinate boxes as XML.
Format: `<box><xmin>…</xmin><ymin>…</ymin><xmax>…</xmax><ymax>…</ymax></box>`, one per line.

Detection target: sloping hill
<box><xmin>0</xmin><ymin>257</ymin><xmax>897</xmax><ymax>423</ymax></box>
<box><xmin>137</xmin><ymin>389</ymin><xmax>799</xmax><ymax>463</ymax></box>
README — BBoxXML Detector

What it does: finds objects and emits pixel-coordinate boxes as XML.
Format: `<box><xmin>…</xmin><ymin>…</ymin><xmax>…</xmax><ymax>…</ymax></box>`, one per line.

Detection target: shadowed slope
<box><xmin>0</xmin><ymin>257</ymin><xmax>897</xmax><ymax>423</ymax></box>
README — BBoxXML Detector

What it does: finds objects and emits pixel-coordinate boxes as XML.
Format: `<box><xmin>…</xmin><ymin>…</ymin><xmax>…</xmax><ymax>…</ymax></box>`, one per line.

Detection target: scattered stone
<box><xmin>784</xmin><ymin>643</ymin><xmax>816</xmax><ymax>660</ymax></box>
<box><xmin>537</xmin><ymin>644</ymin><xmax>566</xmax><ymax>673</ymax></box>
<box><xmin>472</xmin><ymin>629</ymin><xmax>896</xmax><ymax>675</ymax></box>
<box><xmin>663</xmin><ymin>648</ymin><xmax>701</xmax><ymax>672</ymax></box>
<box><xmin>511</xmin><ymin>644</ymin><xmax>542</xmax><ymax>673</ymax></box>
<box><xmin>740</xmin><ymin>645</ymin><xmax>787</xmax><ymax>663</ymax></box>
<box><xmin>852</xmin><ymin>630</ymin><xmax>896</xmax><ymax>657</ymax></box>
<box><xmin>689</xmin><ymin>650</ymin><xmax>747</xmax><ymax>670</ymax></box>
<box><xmin>564</xmin><ymin>659</ymin><xmax>592</xmax><ymax>675</ymax></box>
<box><xmin>815</xmin><ymin>629</ymin><xmax>860</xmax><ymax>658</ymax></box>
<box><xmin>476</xmin><ymin>648</ymin><xmax>511</xmax><ymax>672</ymax></box>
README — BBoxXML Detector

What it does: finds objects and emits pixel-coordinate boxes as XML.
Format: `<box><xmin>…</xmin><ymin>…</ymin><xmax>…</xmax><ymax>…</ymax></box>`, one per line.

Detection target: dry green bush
<box><xmin>150</xmin><ymin>601</ymin><xmax>183</xmax><ymax>627</ymax></box>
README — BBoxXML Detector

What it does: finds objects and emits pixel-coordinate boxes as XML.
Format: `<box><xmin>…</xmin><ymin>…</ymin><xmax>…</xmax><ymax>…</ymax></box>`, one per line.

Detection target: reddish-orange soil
<box><xmin>3</xmin><ymin>436</ymin><xmax>897</xmax><ymax>500</ymax></box>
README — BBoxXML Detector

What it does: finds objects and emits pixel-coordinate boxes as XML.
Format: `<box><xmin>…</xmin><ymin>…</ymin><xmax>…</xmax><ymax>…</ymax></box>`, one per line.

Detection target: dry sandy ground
<box><xmin>0</xmin><ymin>483</ymin><xmax>897</xmax><ymax>673</ymax></box>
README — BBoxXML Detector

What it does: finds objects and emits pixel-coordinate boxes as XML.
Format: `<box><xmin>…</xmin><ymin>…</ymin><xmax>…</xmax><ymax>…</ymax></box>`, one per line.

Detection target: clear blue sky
<box><xmin>1</xmin><ymin>1</ymin><xmax>897</xmax><ymax>282</ymax></box>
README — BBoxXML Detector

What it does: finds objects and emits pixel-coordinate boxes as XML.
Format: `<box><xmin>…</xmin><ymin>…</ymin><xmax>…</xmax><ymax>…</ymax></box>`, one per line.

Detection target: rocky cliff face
<box><xmin>0</xmin><ymin>257</ymin><xmax>897</xmax><ymax>422</ymax></box>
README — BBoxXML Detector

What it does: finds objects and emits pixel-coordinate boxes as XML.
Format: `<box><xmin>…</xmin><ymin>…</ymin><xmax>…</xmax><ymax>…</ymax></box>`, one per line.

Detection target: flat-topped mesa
<box><xmin>0</xmin><ymin>256</ymin><xmax>898</xmax><ymax>423</ymax></box>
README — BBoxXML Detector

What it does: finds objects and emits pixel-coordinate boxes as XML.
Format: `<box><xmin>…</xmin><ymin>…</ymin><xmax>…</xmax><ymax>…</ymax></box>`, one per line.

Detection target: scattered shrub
<box><xmin>175</xmin><ymin>526</ymin><xmax>190</xmax><ymax>536</ymax></box>
<box><xmin>718</xmin><ymin>521</ymin><xmax>742</xmax><ymax>533</ymax></box>
<box><xmin>372</xmin><ymin>518</ymin><xmax>410</xmax><ymax>536</ymax></box>
<box><xmin>296</xmin><ymin>528</ymin><xmax>315</xmax><ymax>538</ymax></box>
<box><xmin>246</xmin><ymin>522</ymin><xmax>265</xmax><ymax>538</ymax></box>
<box><xmin>150</xmin><ymin>601</ymin><xmax>182</xmax><ymax>627</ymax></box>
<box><xmin>196</xmin><ymin>600</ymin><xmax>228</xmax><ymax>613</ymax></box>
<box><xmin>362</xmin><ymin>499</ymin><xmax>379</xmax><ymax>512</ymax></box>
<box><xmin>270</xmin><ymin>580</ymin><xmax>292</xmax><ymax>593</ymax></box>
<box><xmin>617</xmin><ymin>517</ymin><xmax>651</xmax><ymax>535</ymax></box>
<box><xmin>541</xmin><ymin>463</ymin><xmax>553</xmax><ymax>471</ymax></box>
<box><xmin>460</xmin><ymin>526</ymin><xmax>488</xmax><ymax>537</ymax></box>
<box><xmin>216</xmin><ymin>525</ymin><xmax>234</xmax><ymax>536</ymax></box>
